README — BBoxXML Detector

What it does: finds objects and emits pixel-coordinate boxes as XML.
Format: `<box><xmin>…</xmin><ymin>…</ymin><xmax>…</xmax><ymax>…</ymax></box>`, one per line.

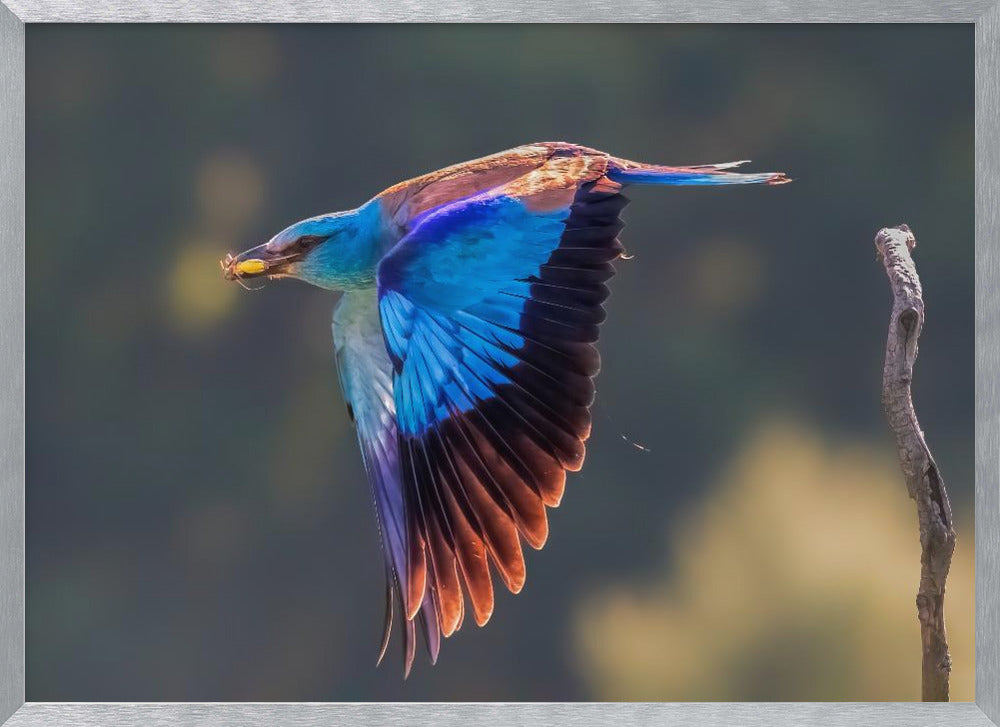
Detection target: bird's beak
<box><xmin>221</xmin><ymin>242</ymin><xmax>304</xmax><ymax>282</ymax></box>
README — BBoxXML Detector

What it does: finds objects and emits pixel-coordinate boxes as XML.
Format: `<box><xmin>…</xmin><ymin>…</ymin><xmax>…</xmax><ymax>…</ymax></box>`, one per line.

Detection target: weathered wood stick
<box><xmin>874</xmin><ymin>224</ymin><xmax>957</xmax><ymax>702</ymax></box>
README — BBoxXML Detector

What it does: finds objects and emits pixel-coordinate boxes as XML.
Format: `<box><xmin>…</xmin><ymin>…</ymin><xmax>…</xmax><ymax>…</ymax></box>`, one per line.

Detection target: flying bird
<box><xmin>222</xmin><ymin>142</ymin><xmax>788</xmax><ymax>675</ymax></box>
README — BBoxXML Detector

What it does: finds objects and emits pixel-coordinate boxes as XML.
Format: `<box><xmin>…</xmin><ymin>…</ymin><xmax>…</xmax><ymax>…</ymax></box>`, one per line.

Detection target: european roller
<box><xmin>222</xmin><ymin>142</ymin><xmax>789</xmax><ymax>675</ymax></box>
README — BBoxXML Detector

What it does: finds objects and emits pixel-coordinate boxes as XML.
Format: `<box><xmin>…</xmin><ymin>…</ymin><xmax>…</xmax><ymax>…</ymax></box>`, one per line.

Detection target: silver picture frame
<box><xmin>1</xmin><ymin>3</ymin><xmax>997</xmax><ymax>725</ymax></box>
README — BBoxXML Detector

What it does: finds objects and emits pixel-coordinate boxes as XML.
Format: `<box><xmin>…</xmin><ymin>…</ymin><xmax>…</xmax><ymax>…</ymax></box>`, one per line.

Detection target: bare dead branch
<box><xmin>874</xmin><ymin>224</ymin><xmax>957</xmax><ymax>702</ymax></box>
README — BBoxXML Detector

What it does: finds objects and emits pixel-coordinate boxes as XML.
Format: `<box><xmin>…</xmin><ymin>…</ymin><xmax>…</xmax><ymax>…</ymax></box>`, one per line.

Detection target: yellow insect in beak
<box><xmin>236</xmin><ymin>259</ymin><xmax>267</xmax><ymax>275</ymax></box>
<box><xmin>222</xmin><ymin>244</ymin><xmax>301</xmax><ymax>284</ymax></box>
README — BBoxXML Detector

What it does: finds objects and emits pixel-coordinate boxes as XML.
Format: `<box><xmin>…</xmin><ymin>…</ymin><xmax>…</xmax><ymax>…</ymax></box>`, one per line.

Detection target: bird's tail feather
<box><xmin>607</xmin><ymin>158</ymin><xmax>790</xmax><ymax>186</ymax></box>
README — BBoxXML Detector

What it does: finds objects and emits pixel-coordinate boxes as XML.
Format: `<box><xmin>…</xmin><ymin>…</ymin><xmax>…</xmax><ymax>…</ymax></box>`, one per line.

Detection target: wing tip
<box><xmin>375</xmin><ymin>591</ymin><xmax>393</xmax><ymax>668</ymax></box>
<box><xmin>473</xmin><ymin>605</ymin><xmax>494</xmax><ymax>628</ymax></box>
<box><xmin>507</xmin><ymin>569</ymin><xmax>526</xmax><ymax>594</ymax></box>
<box><xmin>523</xmin><ymin>521</ymin><xmax>549</xmax><ymax>551</ymax></box>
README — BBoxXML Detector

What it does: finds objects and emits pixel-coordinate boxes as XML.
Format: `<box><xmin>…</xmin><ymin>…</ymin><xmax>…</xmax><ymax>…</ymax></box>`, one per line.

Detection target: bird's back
<box><xmin>374</xmin><ymin>142</ymin><xmax>610</xmax><ymax>235</ymax></box>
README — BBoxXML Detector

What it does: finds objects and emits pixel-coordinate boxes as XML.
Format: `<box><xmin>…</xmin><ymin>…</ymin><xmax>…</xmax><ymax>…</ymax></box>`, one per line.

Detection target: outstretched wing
<box><xmin>375</xmin><ymin>156</ymin><xmax>625</xmax><ymax>664</ymax></box>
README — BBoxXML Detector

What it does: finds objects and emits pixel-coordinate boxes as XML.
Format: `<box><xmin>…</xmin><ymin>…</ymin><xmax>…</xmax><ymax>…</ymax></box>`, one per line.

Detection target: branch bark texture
<box><xmin>874</xmin><ymin>224</ymin><xmax>957</xmax><ymax>702</ymax></box>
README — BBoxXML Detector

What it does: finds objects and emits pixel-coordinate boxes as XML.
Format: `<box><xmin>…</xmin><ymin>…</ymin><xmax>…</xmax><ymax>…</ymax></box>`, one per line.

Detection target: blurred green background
<box><xmin>26</xmin><ymin>24</ymin><xmax>974</xmax><ymax>701</ymax></box>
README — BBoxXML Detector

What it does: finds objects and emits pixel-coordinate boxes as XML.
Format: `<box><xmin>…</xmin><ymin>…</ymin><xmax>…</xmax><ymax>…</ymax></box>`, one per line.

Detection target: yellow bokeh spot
<box><xmin>574</xmin><ymin>418</ymin><xmax>974</xmax><ymax>701</ymax></box>
<box><xmin>166</xmin><ymin>237</ymin><xmax>239</xmax><ymax>334</ymax></box>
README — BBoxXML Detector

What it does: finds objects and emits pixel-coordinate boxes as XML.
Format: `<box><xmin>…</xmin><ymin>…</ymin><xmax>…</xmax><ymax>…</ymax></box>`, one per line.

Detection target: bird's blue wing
<box><xmin>375</xmin><ymin>173</ymin><xmax>628</xmax><ymax>651</ymax></box>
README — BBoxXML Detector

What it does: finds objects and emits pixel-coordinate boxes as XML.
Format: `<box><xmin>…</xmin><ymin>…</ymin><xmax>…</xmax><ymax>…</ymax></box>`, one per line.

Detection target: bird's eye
<box><xmin>297</xmin><ymin>235</ymin><xmax>326</xmax><ymax>250</ymax></box>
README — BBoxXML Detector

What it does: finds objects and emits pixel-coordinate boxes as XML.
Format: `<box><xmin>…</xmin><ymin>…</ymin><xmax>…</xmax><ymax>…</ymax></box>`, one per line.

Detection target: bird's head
<box><xmin>222</xmin><ymin>206</ymin><xmax>380</xmax><ymax>291</ymax></box>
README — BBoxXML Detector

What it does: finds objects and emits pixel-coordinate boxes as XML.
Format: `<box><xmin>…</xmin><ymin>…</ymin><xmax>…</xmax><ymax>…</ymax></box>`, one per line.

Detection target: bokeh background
<box><xmin>26</xmin><ymin>24</ymin><xmax>974</xmax><ymax>701</ymax></box>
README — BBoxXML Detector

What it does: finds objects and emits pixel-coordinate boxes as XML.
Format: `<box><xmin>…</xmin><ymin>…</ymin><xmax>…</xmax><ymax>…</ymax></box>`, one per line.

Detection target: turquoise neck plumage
<box><xmin>294</xmin><ymin>200</ymin><xmax>387</xmax><ymax>291</ymax></box>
